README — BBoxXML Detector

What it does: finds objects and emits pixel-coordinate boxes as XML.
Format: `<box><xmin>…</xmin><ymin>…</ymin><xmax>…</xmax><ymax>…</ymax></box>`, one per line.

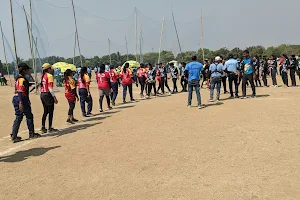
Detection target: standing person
<box><xmin>185</xmin><ymin>55</ymin><xmax>204</xmax><ymax>109</ymax></box>
<box><xmin>208</xmin><ymin>56</ymin><xmax>223</xmax><ymax>102</ymax></box>
<box><xmin>96</xmin><ymin>64</ymin><xmax>112</xmax><ymax>112</ymax></box>
<box><xmin>224</xmin><ymin>54</ymin><xmax>240</xmax><ymax>98</ymax></box>
<box><xmin>261</xmin><ymin>57</ymin><xmax>269</xmax><ymax>87</ymax></box>
<box><xmin>105</xmin><ymin>63</ymin><xmax>110</xmax><ymax>72</ymax></box>
<box><xmin>220</xmin><ymin>57</ymin><xmax>228</xmax><ymax>94</ymax></box>
<box><xmin>253</xmin><ymin>56</ymin><xmax>262</xmax><ymax>87</ymax></box>
<box><xmin>240</xmin><ymin>50</ymin><xmax>256</xmax><ymax>98</ymax></box>
<box><xmin>157</xmin><ymin>63</ymin><xmax>171</xmax><ymax>95</ymax></box>
<box><xmin>180</xmin><ymin>62</ymin><xmax>188</xmax><ymax>92</ymax></box>
<box><xmin>268</xmin><ymin>55</ymin><xmax>278</xmax><ymax>87</ymax></box>
<box><xmin>201</xmin><ymin>59</ymin><xmax>209</xmax><ymax>88</ymax></box>
<box><xmin>279</xmin><ymin>58</ymin><xmax>289</xmax><ymax>87</ymax></box>
<box><xmin>40</xmin><ymin>63</ymin><xmax>58</xmax><ymax>133</ymax></box>
<box><xmin>63</xmin><ymin>69</ymin><xmax>79</xmax><ymax>124</ymax></box>
<box><xmin>146</xmin><ymin>63</ymin><xmax>157</xmax><ymax>98</ymax></box>
<box><xmin>289</xmin><ymin>55</ymin><xmax>297</xmax><ymax>87</ymax></box>
<box><xmin>11</xmin><ymin>63</ymin><xmax>41</xmax><ymax>143</ymax></box>
<box><xmin>137</xmin><ymin>64</ymin><xmax>146</xmax><ymax>97</ymax></box>
<box><xmin>170</xmin><ymin>63</ymin><xmax>179</xmax><ymax>93</ymax></box>
<box><xmin>120</xmin><ymin>63</ymin><xmax>135</xmax><ymax>103</ymax></box>
<box><xmin>87</xmin><ymin>66</ymin><xmax>92</xmax><ymax>79</ymax></box>
<box><xmin>109</xmin><ymin>65</ymin><xmax>119</xmax><ymax>106</ymax></box>
<box><xmin>78</xmin><ymin>66</ymin><xmax>93</xmax><ymax>117</ymax></box>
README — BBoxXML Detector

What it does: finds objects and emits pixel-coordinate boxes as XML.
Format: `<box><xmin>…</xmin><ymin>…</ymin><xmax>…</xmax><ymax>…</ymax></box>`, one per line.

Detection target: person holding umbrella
<box><xmin>11</xmin><ymin>63</ymin><xmax>41</xmax><ymax>143</ymax></box>
<box><xmin>40</xmin><ymin>63</ymin><xmax>59</xmax><ymax>133</ymax></box>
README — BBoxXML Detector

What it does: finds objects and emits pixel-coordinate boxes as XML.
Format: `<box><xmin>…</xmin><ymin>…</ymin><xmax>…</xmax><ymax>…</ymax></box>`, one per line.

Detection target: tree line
<box><xmin>1</xmin><ymin>44</ymin><xmax>300</xmax><ymax>75</ymax></box>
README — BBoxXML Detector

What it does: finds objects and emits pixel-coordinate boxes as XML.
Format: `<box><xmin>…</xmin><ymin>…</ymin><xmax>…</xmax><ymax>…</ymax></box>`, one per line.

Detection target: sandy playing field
<box><xmin>0</xmin><ymin>76</ymin><xmax>300</xmax><ymax>200</ymax></box>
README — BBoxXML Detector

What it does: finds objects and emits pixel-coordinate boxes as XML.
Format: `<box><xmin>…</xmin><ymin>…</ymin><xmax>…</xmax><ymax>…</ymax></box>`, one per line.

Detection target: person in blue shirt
<box><xmin>224</xmin><ymin>54</ymin><xmax>240</xmax><ymax>98</ymax></box>
<box><xmin>240</xmin><ymin>50</ymin><xmax>256</xmax><ymax>98</ymax></box>
<box><xmin>185</xmin><ymin>55</ymin><xmax>204</xmax><ymax>109</ymax></box>
<box><xmin>220</xmin><ymin>56</ymin><xmax>229</xmax><ymax>94</ymax></box>
<box><xmin>208</xmin><ymin>56</ymin><xmax>223</xmax><ymax>102</ymax></box>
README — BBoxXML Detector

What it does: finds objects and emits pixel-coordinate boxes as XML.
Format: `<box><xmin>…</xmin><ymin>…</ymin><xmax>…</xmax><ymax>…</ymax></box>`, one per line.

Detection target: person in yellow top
<box><xmin>40</xmin><ymin>63</ymin><xmax>58</xmax><ymax>133</ymax></box>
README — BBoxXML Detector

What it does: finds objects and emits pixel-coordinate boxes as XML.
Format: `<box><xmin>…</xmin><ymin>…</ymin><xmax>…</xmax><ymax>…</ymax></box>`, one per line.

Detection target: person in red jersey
<box><xmin>11</xmin><ymin>63</ymin><xmax>41</xmax><ymax>143</ymax></box>
<box><xmin>78</xmin><ymin>66</ymin><xmax>93</xmax><ymax>117</ymax></box>
<box><xmin>109</xmin><ymin>65</ymin><xmax>119</xmax><ymax>106</ymax></box>
<box><xmin>63</xmin><ymin>69</ymin><xmax>79</xmax><ymax>124</ymax></box>
<box><xmin>96</xmin><ymin>64</ymin><xmax>112</xmax><ymax>112</ymax></box>
<box><xmin>119</xmin><ymin>63</ymin><xmax>135</xmax><ymax>103</ymax></box>
<box><xmin>137</xmin><ymin>63</ymin><xmax>147</xmax><ymax>98</ymax></box>
<box><xmin>40</xmin><ymin>63</ymin><xmax>58</xmax><ymax>134</ymax></box>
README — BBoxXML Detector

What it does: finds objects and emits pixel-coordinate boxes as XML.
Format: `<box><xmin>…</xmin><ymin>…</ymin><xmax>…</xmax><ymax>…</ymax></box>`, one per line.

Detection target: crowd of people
<box><xmin>10</xmin><ymin>51</ymin><xmax>300</xmax><ymax>143</ymax></box>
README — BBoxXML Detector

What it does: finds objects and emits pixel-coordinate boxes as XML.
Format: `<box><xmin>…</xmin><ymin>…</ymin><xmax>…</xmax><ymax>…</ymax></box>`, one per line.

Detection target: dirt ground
<box><xmin>0</xmin><ymin>76</ymin><xmax>300</xmax><ymax>200</ymax></box>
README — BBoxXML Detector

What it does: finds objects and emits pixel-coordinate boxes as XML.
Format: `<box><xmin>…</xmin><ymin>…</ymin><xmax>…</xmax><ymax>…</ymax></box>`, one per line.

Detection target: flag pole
<box><xmin>158</xmin><ymin>17</ymin><xmax>165</xmax><ymax>64</ymax></box>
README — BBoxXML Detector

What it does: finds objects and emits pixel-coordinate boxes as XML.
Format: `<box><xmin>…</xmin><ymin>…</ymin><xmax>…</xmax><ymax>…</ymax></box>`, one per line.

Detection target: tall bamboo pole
<box><xmin>125</xmin><ymin>35</ymin><xmax>129</xmax><ymax>61</ymax></box>
<box><xmin>200</xmin><ymin>8</ymin><xmax>205</xmax><ymax>61</ymax></box>
<box><xmin>9</xmin><ymin>0</ymin><xmax>19</xmax><ymax>67</ymax></box>
<box><xmin>135</xmin><ymin>7</ymin><xmax>138</xmax><ymax>62</ymax></box>
<box><xmin>108</xmin><ymin>38</ymin><xmax>111</xmax><ymax>64</ymax></box>
<box><xmin>0</xmin><ymin>21</ymin><xmax>12</xmax><ymax>86</ymax></box>
<box><xmin>71</xmin><ymin>0</ymin><xmax>83</xmax><ymax>67</ymax></box>
<box><xmin>158</xmin><ymin>17</ymin><xmax>165</xmax><ymax>64</ymax></box>
<box><xmin>73</xmin><ymin>31</ymin><xmax>76</xmax><ymax>64</ymax></box>
<box><xmin>171</xmin><ymin>7</ymin><xmax>184</xmax><ymax>61</ymax></box>
<box><xmin>139</xmin><ymin>24</ymin><xmax>143</xmax><ymax>63</ymax></box>
<box><xmin>29</xmin><ymin>0</ymin><xmax>36</xmax><ymax>83</ymax></box>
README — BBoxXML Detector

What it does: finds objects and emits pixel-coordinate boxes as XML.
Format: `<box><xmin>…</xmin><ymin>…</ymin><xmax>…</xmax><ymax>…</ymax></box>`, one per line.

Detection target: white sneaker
<box><xmin>208</xmin><ymin>99</ymin><xmax>214</xmax><ymax>102</ymax></box>
<box><xmin>187</xmin><ymin>105</ymin><xmax>191</xmax><ymax>108</ymax></box>
<box><xmin>274</xmin><ymin>85</ymin><xmax>278</xmax><ymax>88</ymax></box>
<box><xmin>198</xmin><ymin>105</ymin><xmax>204</xmax><ymax>109</ymax></box>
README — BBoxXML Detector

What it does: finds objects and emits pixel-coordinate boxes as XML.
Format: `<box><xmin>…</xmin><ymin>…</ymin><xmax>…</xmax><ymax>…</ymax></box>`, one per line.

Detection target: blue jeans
<box><xmin>110</xmin><ymin>82</ymin><xmax>119</xmax><ymax>103</ymax></box>
<box><xmin>210</xmin><ymin>77</ymin><xmax>222</xmax><ymax>100</ymax></box>
<box><xmin>122</xmin><ymin>84</ymin><xmax>133</xmax><ymax>100</ymax></box>
<box><xmin>79</xmin><ymin>88</ymin><xmax>93</xmax><ymax>115</ymax></box>
<box><xmin>11</xmin><ymin>96</ymin><xmax>34</xmax><ymax>138</ymax></box>
<box><xmin>188</xmin><ymin>80</ymin><xmax>201</xmax><ymax>106</ymax></box>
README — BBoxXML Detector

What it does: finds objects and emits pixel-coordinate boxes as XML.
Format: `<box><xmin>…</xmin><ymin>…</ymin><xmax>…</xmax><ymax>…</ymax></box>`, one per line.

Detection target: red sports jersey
<box><xmin>78</xmin><ymin>74</ymin><xmax>91</xmax><ymax>89</ymax></box>
<box><xmin>96</xmin><ymin>72</ymin><xmax>111</xmax><ymax>89</ymax></box>
<box><xmin>156</xmin><ymin>69</ymin><xmax>161</xmax><ymax>82</ymax></box>
<box><xmin>119</xmin><ymin>68</ymin><xmax>133</xmax><ymax>85</ymax></box>
<box><xmin>15</xmin><ymin>77</ymin><xmax>26</xmax><ymax>96</ymax></box>
<box><xmin>137</xmin><ymin>68</ymin><xmax>146</xmax><ymax>78</ymax></box>
<box><xmin>109</xmin><ymin>69</ymin><xmax>119</xmax><ymax>83</ymax></box>
<box><xmin>64</xmin><ymin>76</ymin><xmax>76</xmax><ymax>102</ymax></box>
<box><xmin>40</xmin><ymin>73</ymin><xmax>54</xmax><ymax>93</ymax></box>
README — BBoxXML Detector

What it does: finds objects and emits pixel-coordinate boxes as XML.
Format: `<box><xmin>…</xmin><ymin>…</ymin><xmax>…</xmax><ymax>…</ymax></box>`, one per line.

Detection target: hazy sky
<box><xmin>0</xmin><ymin>0</ymin><xmax>299</xmax><ymax>62</ymax></box>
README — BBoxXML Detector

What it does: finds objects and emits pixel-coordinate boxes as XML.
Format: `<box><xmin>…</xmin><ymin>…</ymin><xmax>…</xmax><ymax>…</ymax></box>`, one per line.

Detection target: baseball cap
<box><xmin>42</xmin><ymin>63</ymin><xmax>52</xmax><ymax>70</ymax></box>
<box><xmin>18</xmin><ymin>63</ymin><xmax>31</xmax><ymax>71</ymax></box>
<box><xmin>215</xmin><ymin>56</ymin><xmax>222</xmax><ymax>61</ymax></box>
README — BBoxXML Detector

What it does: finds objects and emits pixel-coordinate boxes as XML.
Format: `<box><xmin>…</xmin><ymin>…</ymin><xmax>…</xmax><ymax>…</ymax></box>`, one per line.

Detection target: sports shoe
<box><xmin>112</xmin><ymin>101</ymin><xmax>116</xmax><ymax>106</ymax></box>
<box><xmin>11</xmin><ymin>135</ymin><xmax>22</xmax><ymax>141</ymax></box>
<box><xmin>130</xmin><ymin>99</ymin><xmax>135</xmax><ymax>101</ymax></box>
<box><xmin>72</xmin><ymin>118</ymin><xmax>79</xmax><ymax>122</ymax></box>
<box><xmin>48</xmin><ymin>128</ymin><xmax>59</xmax><ymax>133</ymax></box>
<box><xmin>40</xmin><ymin>127</ymin><xmax>47</xmax><ymax>134</ymax></box>
<box><xmin>235</xmin><ymin>95</ymin><xmax>239</xmax><ymax>98</ymax></box>
<box><xmin>123</xmin><ymin>99</ymin><xmax>126</xmax><ymax>103</ymax></box>
<box><xmin>240</xmin><ymin>96</ymin><xmax>247</xmax><ymax>99</ymax></box>
<box><xmin>11</xmin><ymin>137</ymin><xmax>22</xmax><ymax>143</ymax></box>
<box><xmin>99</xmin><ymin>109</ymin><xmax>104</xmax><ymax>113</ymax></box>
<box><xmin>66</xmin><ymin>119</ymin><xmax>75</xmax><ymax>124</ymax></box>
<box><xmin>251</xmin><ymin>94</ymin><xmax>256</xmax><ymax>98</ymax></box>
<box><xmin>187</xmin><ymin>105</ymin><xmax>191</xmax><ymax>108</ymax></box>
<box><xmin>208</xmin><ymin>99</ymin><xmax>214</xmax><ymax>102</ymax></box>
<box><xmin>107</xmin><ymin>107</ymin><xmax>113</xmax><ymax>110</ymax></box>
<box><xmin>29</xmin><ymin>133</ymin><xmax>41</xmax><ymax>139</ymax></box>
<box><xmin>198</xmin><ymin>105</ymin><xmax>204</xmax><ymax>109</ymax></box>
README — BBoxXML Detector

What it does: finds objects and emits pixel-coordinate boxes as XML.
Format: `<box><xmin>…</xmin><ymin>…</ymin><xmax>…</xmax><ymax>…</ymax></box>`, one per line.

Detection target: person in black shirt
<box><xmin>180</xmin><ymin>62</ymin><xmax>188</xmax><ymax>92</ymax></box>
<box><xmin>253</xmin><ymin>56</ymin><xmax>262</xmax><ymax>87</ymax></box>
<box><xmin>289</xmin><ymin>55</ymin><xmax>297</xmax><ymax>86</ymax></box>
<box><xmin>261</xmin><ymin>57</ymin><xmax>269</xmax><ymax>87</ymax></box>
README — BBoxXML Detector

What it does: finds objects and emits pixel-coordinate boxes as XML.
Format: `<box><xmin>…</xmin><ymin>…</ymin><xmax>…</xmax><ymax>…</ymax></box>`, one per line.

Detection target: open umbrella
<box><xmin>53</xmin><ymin>62</ymin><xmax>77</xmax><ymax>73</ymax></box>
<box><xmin>121</xmin><ymin>60</ymin><xmax>140</xmax><ymax>70</ymax></box>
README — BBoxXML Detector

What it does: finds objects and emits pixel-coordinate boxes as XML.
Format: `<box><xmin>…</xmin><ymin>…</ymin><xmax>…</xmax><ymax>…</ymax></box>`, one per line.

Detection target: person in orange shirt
<box><xmin>11</xmin><ymin>63</ymin><xmax>41</xmax><ymax>143</ymax></box>
<box><xmin>109</xmin><ymin>65</ymin><xmax>119</xmax><ymax>106</ymax></box>
<box><xmin>78</xmin><ymin>66</ymin><xmax>93</xmax><ymax>117</ymax></box>
<box><xmin>63</xmin><ymin>69</ymin><xmax>79</xmax><ymax>124</ymax></box>
<box><xmin>119</xmin><ymin>63</ymin><xmax>135</xmax><ymax>103</ymax></box>
<box><xmin>40</xmin><ymin>63</ymin><xmax>58</xmax><ymax>133</ymax></box>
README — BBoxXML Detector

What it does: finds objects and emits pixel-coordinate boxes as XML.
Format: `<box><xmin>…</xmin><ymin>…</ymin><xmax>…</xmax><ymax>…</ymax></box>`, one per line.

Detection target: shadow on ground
<box><xmin>0</xmin><ymin>146</ymin><xmax>61</xmax><ymax>163</ymax></box>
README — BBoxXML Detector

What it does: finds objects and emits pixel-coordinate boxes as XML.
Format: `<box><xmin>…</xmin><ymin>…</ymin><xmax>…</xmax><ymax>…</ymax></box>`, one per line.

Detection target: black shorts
<box><xmin>40</xmin><ymin>92</ymin><xmax>54</xmax><ymax>106</ymax></box>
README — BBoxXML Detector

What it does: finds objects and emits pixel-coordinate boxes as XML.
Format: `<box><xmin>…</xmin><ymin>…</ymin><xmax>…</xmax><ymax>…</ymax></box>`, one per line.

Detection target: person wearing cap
<box><xmin>63</xmin><ymin>69</ymin><xmax>79</xmax><ymax>124</ymax></box>
<box><xmin>224</xmin><ymin>54</ymin><xmax>240</xmax><ymax>98</ymax></box>
<box><xmin>11</xmin><ymin>63</ymin><xmax>41</xmax><ymax>143</ymax></box>
<box><xmin>240</xmin><ymin>50</ymin><xmax>256</xmax><ymax>98</ymax></box>
<box><xmin>180</xmin><ymin>62</ymin><xmax>188</xmax><ymax>92</ymax></box>
<box><xmin>185</xmin><ymin>55</ymin><xmax>204</xmax><ymax>109</ymax></box>
<box><xmin>208</xmin><ymin>56</ymin><xmax>223</xmax><ymax>102</ymax></box>
<box><xmin>170</xmin><ymin>63</ymin><xmax>179</xmax><ymax>93</ymax></box>
<box><xmin>40</xmin><ymin>63</ymin><xmax>59</xmax><ymax>133</ymax></box>
<box><xmin>78</xmin><ymin>66</ymin><xmax>93</xmax><ymax>117</ymax></box>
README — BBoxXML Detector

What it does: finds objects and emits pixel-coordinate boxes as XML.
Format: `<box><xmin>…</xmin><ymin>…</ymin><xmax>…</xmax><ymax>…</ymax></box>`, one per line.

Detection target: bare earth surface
<box><xmin>1</xmin><ymin>76</ymin><xmax>300</xmax><ymax>200</ymax></box>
